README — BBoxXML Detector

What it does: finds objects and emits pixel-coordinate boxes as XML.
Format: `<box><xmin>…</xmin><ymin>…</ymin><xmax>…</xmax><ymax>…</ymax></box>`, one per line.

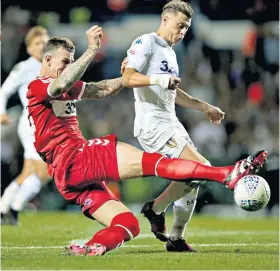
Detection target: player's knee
<box><xmin>111</xmin><ymin>212</ymin><xmax>140</xmax><ymax>239</ymax></box>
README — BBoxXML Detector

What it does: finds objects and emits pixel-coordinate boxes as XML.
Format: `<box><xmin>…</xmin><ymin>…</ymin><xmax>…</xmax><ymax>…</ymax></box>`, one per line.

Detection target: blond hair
<box><xmin>162</xmin><ymin>0</ymin><xmax>193</xmax><ymax>18</ymax></box>
<box><xmin>42</xmin><ymin>37</ymin><xmax>75</xmax><ymax>55</ymax></box>
<box><xmin>24</xmin><ymin>25</ymin><xmax>48</xmax><ymax>47</ymax></box>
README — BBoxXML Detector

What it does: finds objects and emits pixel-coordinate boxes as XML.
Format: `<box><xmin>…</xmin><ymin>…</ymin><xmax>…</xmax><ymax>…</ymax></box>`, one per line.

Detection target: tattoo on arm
<box><xmin>82</xmin><ymin>77</ymin><xmax>123</xmax><ymax>99</ymax></box>
<box><xmin>48</xmin><ymin>47</ymin><xmax>99</xmax><ymax>97</ymax></box>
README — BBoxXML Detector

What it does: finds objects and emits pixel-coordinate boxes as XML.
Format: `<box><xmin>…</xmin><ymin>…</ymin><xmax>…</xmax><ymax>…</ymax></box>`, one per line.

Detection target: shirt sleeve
<box><xmin>126</xmin><ymin>35</ymin><xmax>153</xmax><ymax>73</ymax></box>
<box><xmin>27</xmin><ymin>77</ymin><xmax>54</xmax><ymax>103</ymax></box>
<box><xmin>0</xmin><ymin>63</ymin><xmax>23</xmax><ymax>114</ymax></box>
<box><xmin>27</xmin><ymin>78</ymin><xmax>86</xmax><ymax>103</ymax></box>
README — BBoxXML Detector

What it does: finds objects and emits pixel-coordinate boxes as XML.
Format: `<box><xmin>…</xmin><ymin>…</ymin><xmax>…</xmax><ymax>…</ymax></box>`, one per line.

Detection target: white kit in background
<box><xmin>0</xmin><ymin>57</ymin><xmax>41</xmax><ymax>160</ymax></box>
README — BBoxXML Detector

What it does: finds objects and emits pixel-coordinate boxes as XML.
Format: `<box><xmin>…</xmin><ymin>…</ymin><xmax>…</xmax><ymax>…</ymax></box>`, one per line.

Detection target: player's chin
<box><xmin>174</xmin><ymin>37</ymin><xmax>183</xmax><ymax>44</ymax></box>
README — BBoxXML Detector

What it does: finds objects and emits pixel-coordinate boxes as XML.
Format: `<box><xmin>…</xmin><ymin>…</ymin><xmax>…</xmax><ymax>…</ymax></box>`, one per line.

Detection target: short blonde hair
<box><xmin>42</xmin><ymin>37</ymin><xmax>75</xmax><ymax>55</ymax></box>
<box><xmin>24</xmin><ymin>25</ymin><xmax>48</xmax><ymax>47</ymax></box>
<box><xmin>162</xmin><ymin>0</ymin><xmax>193</xmax><ymax>18</ymax></box>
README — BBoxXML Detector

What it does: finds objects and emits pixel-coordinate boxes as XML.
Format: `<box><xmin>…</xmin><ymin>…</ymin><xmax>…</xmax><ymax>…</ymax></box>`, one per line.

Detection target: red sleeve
<box><xmin>27</xmin><ymin>77</ymin><xmax>54</xmax><ymax>102</ymax></box>
<box><xmin>67</xmin><ymin>80</ymin><xmax>86</xmax><ymax>100</ymax></box>
<box><xmin>27</xmin><ymin>78</ymin><xmax>86</xmax><ymax>102</ymax></box>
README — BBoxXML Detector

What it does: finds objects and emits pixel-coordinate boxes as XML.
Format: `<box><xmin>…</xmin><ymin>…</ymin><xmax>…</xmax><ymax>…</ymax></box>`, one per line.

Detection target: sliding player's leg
<box><xmin>58</xmin><ymin>135</ymin><xmax>266</xmax><ymax>256</ymax></box>
<box><xmin>65</xmin><ymin>183</ymin><xmax>140</xmax><ymax>256</ymax></box>
<box><xmin>116</xmin><ymin>141</ymin><xmax>266</xmax><ymax>185</ymax></box>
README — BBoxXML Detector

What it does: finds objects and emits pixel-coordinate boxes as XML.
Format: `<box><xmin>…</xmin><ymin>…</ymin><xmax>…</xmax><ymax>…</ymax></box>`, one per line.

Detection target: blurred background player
<box><xmin>123</xmin><ymin>0</ymin><xmax>234</xmax><ymax>252</ymax></box>
<box><xmin>0</xmin><ymin>26</ymin><xmax>50</xmax><ymax>225</ymax></box>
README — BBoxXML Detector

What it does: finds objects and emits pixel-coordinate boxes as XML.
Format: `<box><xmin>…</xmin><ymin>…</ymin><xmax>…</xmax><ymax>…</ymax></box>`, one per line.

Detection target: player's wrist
<box><xmin>150</xmin><ymin>74</ymin><xmax>171</xmax><ymax>90</ymax></box>
<box><xmin>87</xmin><ymin>46</ymin><xmax>99</xmax><ymax>55</ymax></box>
<box><xmin>201</xmin><ymin>103</ymin><xmax>211</xmax><ymax>113</ymax></box>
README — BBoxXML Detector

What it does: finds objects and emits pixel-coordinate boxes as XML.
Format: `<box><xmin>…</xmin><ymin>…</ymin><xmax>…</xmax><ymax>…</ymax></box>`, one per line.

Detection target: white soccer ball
<box><xmin>234</xmin><ymin>175</ymin><xmax>271</xmax><ymax>211</ymax></box>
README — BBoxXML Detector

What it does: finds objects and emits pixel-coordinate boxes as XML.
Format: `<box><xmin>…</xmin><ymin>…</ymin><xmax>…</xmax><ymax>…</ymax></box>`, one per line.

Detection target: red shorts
<box><xmin>48</xmin><ymin>134</ymin><xmax>120</xmax><ymax>218</ymax></box>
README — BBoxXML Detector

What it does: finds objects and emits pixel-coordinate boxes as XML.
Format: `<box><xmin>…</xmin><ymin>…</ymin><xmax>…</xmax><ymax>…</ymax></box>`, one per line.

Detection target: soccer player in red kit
<box><xmin>26</xmin><ymin>25</ymin><xmax>267</xmax><ymax>256</ymax></box>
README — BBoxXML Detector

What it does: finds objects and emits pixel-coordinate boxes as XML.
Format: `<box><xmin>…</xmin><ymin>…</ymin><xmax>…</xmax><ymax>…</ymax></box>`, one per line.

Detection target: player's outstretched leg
<box><xmin>140</xmin><ymin>150</ymin><xmax>267</xmax><ymax>185</ymax></box>
<box><xmin>116</xmin><ymin>142</ymin><xmax>267</xmax><ymax>184</ymax></box>
<box><xmin>64</xmin><ymin>200</ymin><xmax>140</xmax><ymax>256</ymax></box>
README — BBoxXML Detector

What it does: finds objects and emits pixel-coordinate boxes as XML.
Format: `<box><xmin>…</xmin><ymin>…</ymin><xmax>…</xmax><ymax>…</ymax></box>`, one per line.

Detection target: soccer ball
<box><xmin>234</xmin><ymin>175</ymin><xmax>271</xmax><ymax>211</ymax></box>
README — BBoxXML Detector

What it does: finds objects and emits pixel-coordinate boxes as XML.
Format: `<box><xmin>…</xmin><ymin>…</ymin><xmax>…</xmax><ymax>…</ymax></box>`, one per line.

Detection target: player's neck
<box><xmin>32</xmin><ymin>55</ymin><xmax>42</xmax><ymax>63</ymax></box>
<box><xmin>39</xmin><ymin>65</ymin><xmax>50</xmax><ymax>78</ymax></box>
<box><xmin>156</xmin><ymin>29</ymin><xmax>173</xmax><ymax>47</ymax></box>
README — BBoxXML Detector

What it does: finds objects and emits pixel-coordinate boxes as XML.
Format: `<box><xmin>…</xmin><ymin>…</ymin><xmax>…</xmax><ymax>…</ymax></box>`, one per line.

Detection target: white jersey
<box><xmin>0</xmin><ymin>57</ymin><xmax>41</xmax><ymax>114</ymax></box>
<box><xmin>0</xmin><ymin>57</ymin><xmax>41</xmax><ymax>160</ymax></box>
<box><xmin>126</xmin><ymin>32</ymin><xmax>190</xmax><ymax>153</ymax></box>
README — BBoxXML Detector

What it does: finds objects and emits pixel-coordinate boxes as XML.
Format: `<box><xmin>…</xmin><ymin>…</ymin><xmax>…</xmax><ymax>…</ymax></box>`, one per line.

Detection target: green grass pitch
<box><xmin>1</xmin><ymin>211</ymin><xmax>279</xmax><ymax>270</ymax></box>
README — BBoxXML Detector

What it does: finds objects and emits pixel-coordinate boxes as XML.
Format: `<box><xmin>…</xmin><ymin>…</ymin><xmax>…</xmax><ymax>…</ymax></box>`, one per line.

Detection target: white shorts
<box><xmin>137</xmin><ymin>123</ymin><xmax>195</xmax><ymax>159</ymax></box>
<box><xmin>157</xmin><ymin>133</ymin><xmax>196</xmax><ymax>158</ymax></box>
<box><xmin>17</xmin><ymin>111</ymin><xmax>41</xmax><ymax>160</ymax></box>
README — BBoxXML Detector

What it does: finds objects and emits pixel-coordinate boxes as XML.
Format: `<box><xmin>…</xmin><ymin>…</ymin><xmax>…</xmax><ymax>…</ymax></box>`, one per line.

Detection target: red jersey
<box><xmin>26</xmin><ymin>76</ymin><xmax>86</xmax><ymax>164</ymax></box>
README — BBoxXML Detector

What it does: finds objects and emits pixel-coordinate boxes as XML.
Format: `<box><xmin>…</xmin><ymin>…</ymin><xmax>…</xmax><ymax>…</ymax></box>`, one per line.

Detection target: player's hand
<box><xmin>169</xmin><ymin>76</ymin><xmax>181</xmax><ymax>90</ymax></box>
<box><xmin>120</xmin><ymin>57</ymin><xmax>129</xmax><ymax>75</ymax></box>
<box><xmin>205</xmin><ymin>105</ymin><xmax>225</xmax><ymax>124</ymax></box>
<box><xmin>86</xmin><ymin>25</ymin><xmax>103</xmax><ymax>50</ymax></box>
<box><xmin>0</xmin><ymin>114</ymin><xmax>13</xmax><ymax>125</ymax></box>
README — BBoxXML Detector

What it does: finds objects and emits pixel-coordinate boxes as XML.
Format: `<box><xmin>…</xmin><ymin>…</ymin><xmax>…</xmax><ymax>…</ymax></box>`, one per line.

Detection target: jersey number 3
<box><xmin>160</xmin><ymin>60</ymin><xmax>169</xmax><ymax>72</ymax></box>
<box><xmin>65</xmin><ymin>102</ymin><xmax>76</xmax><ymax>114</ymax></box>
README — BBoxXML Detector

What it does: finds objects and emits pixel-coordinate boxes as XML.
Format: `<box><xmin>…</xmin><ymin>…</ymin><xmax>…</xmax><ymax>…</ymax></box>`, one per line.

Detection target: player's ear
<box><xmin>45</xmin><ymin>55</ymin><xmax>52</xmax><ymax>67</ymax></box>
<box><xmin>162</xmin><ymin>15</ymin><xmax>168</xmax><ymax>26</ymax></box>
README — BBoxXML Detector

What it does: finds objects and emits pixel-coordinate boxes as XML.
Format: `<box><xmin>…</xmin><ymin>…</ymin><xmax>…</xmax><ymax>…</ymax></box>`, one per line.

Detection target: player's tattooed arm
<box><xmin>48</xmin><ymin>47</ymin><xmax>99</xmax><ymax>97</ymax></box>
<box><xmin>82</xmin><ymin>77</ymin><xmax>123</xmax><ymax>99</ymax></box>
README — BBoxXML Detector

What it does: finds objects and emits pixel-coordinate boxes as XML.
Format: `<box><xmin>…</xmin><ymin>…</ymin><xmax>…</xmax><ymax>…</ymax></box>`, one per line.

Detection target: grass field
<box><xmin>1</xmin><ymin>211</ymin><xmax>279</xmax><ymax>270</ymax></box>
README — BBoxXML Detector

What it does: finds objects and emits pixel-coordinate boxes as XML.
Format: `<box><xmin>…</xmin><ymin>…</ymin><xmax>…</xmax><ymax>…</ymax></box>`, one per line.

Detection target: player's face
<box><xmin>48</xmin><ymin>47</ymin><xmax>74</xmax><ymax>78</ymax></box>
<box><xmin>28</xmin><ymin>35</ymin><xmax>49</xmax><ymax>61</ymax></box>
<box><xmin>164</xmin><ymin>12</ymin><xmax>191</xmax><ymax>45</ymax></box>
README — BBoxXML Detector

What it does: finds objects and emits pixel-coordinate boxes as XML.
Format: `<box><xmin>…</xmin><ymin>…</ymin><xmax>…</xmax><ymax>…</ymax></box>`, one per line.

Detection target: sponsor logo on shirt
<box><xmin>135</xmin><ymin>38</ymin><xmax>142</xmax><ymax>45</ymax></box>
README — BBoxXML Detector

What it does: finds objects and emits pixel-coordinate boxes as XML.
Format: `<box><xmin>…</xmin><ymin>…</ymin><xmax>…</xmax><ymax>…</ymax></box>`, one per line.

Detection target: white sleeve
<box><xmin>126</xmin><ymin>35</ymin><xmax>153</xmax><ymax>73</ymax></box>
<box><xmin>0</xmin><ymin>63</ymin><xmax>23</xmax><ymax>114</ymax></box>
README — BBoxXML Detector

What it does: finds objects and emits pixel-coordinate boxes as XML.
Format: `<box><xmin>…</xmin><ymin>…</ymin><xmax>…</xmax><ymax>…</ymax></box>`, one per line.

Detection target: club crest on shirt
<box><xmin>165</xmin><ymin>137</ymin><xmax>177</xmax><ymax>148</ymax></box>
<box><xmin>84</xmin><ymin>198</ymin><xmax>93</xmax><ymax>207</ymax></box>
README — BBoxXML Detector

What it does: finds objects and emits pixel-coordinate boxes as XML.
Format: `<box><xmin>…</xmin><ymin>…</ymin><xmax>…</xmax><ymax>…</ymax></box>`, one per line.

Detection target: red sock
<box><xmin>142</xmin><ymin>152</ymin><xmax>234</xmax><ymax>184</ymax></box>
<box><xmin>86</xmin><ymin>212</ymin><xmax>140</xmax><ymax>251</ymax></box>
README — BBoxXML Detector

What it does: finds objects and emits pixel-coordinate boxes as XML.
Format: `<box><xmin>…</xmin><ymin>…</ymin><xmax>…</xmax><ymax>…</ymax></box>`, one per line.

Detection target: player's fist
<box><xmin>0</xmin><ymin>114</ymin><xmax>13</xmax><ymax>125</ymax></box>
<box><xmin>86</xmin><ymin>25</ymin><xmax>103</xmax><ymax>50</ymax></box>
<box><xmin>205</xmin><ymin>105</ymin><xmax>225</xmax><ymax>124</ymax></box>
<box><xmin>169</xmin><ymin>76</ymin><xmax>181</xmax><ymax>90</ymax></box>
<box><xmin>120</xmin><ymin>57</ymin><xmax>129</xmax><ymax>75</ymax></box>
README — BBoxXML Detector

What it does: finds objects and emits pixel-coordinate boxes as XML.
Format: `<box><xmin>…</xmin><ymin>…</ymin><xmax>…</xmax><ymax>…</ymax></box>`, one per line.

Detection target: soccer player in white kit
<box><xmin>122</xmin><ymin>0</ymin><xmax>227</xmax><ymax>252</ymax></box>
<box><xmin>0</xmin><ymin>26</ymin><xmax>50</xmax><ymax>225</ymax></box>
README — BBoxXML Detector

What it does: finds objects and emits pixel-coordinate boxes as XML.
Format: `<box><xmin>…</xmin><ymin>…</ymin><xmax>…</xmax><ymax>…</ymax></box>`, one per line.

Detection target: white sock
<box><xmin>11</xmin><ymin>174</ymin><xmax>42</xmax><ymax>212</ymax></box>
<box><xmin>169</xmin><ymin>161</ymin><xmax>211</xmax><ymax>241</ymax></box>
<box><xmin>169</xmin><ymin>187</ymin><xmax>199</xmax><ymax>241</ymax></box>
<box><xmin>0</xmin><ymin>181</ymin><xmax>20</xmax><ymax>213</ymax></box>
